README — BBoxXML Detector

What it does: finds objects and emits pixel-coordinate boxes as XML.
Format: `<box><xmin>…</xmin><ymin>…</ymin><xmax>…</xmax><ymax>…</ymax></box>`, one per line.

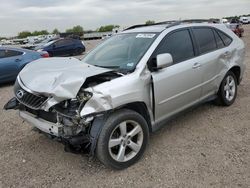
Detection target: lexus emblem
<box><xmin>16</xmin><ymin>90</ymin><xmax>24</xmax><ymax>99</ymax></box>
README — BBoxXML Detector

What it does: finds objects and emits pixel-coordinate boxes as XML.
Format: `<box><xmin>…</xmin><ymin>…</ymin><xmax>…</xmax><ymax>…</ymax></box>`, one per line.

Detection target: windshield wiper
<box><xmin>93</xmin><ymin>64</ymin><xmax>132</xmax><ymax>75</ymax></box>
<box><xmin>93</xmin><ymin>65</ymin><xmax>120</xmax><ymax>69</ymax></box>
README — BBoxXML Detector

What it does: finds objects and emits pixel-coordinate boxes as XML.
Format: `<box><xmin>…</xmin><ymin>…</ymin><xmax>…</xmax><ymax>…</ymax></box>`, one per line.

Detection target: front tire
<box><xmin>216</xmin><ymin>71</ymin><xmax>237</xmax><ymax>106</ymax></box>
<box><xmin>96</xmin><ymin>109</ymin><xmax>149</xmax><ymax>170</ymax></box>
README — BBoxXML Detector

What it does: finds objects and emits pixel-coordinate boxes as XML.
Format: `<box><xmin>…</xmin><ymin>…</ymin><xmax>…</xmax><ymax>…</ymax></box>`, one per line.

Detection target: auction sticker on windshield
<box><xmin>136</xmin><ymin>34</ymin><xmax>156</xmax><ymax>38</ymax></box>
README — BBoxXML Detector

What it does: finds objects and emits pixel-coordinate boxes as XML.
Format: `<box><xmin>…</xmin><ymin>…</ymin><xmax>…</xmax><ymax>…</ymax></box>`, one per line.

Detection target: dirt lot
<box><xmin>0</xmin><ymin>26</ymin><xmax>250</xmax><ymax>188</ymax></box>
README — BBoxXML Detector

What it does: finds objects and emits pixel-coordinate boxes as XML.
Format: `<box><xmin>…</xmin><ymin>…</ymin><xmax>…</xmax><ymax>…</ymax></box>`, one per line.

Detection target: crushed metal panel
<box><xmin>19</xmin><ymin>57</ymin><xmax>111</xmax><ymax>100</ymax></box>
<box><xmin>80</xmin><ymin>69</ymin><xmax>153</xmax><ymax>118</ymax></box>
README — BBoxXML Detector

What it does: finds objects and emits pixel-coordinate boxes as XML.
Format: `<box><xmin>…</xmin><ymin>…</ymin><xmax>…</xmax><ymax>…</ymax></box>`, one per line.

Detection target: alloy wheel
<box><xmin>108</xmin><ymin>120</ymin><xmax>143</xmax><ymax>162</ymax></box>
<box><xmin>224</xmin><ymin>75</ymin><xmax>236</xmax><ymax>102</ymax></box>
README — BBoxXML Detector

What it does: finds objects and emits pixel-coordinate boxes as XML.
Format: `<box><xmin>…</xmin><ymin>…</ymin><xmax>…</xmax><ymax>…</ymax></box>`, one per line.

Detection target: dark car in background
<box><xmin>0</xmin><ymin>47</ymin><xmax>49</xmax><ymax>84</ymax></box>
<box><xmin>227</xmin><ymin>23</ymin><xmax>244</xmax><ymax>37</ymax></box>
<box><xmin>36</xmin><ymin>38</ymin><xmax>85</xmax><ymax>57</ymax></box>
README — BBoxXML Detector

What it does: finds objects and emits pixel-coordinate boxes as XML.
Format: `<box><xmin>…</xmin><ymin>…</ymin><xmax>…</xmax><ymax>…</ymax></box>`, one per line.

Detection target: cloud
<box><xmin>0</xmin><ymin>0</ymin><xmax>249</xmax><ymax>37</ymax></box>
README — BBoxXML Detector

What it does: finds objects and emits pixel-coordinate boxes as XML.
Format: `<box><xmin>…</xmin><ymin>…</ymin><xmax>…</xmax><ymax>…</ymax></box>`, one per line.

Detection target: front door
<box><xmin>151</xmin><ymin>29</ymin><xmax>203</xmax><ymax>123</ymax></box>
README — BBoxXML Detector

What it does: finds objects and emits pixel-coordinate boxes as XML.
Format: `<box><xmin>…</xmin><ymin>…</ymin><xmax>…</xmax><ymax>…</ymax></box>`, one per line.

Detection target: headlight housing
<box><xmin>53</xmin><ymin>91</ymin><xmax>93</xmax><ymax>118</ymax></box>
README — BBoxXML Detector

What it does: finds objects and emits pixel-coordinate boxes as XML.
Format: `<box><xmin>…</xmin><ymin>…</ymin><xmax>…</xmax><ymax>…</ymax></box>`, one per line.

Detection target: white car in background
<box><xmin>220</xmin><ymin>18</ymin><xmax>229</xmax><ymax>24</ymax></box>
<box><xmin>240</xmin><ymin>17</ymin><xmax>250</xmax><ymax>24</ymax></box>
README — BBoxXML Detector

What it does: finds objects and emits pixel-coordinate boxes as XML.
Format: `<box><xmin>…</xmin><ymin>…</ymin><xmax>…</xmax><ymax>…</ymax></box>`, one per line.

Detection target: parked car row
<box><xmin>22</xmin><ymin>37</ymin><xmax>85</xmax><ymax>57</ymax></box>
<box><xmin>21</xmin><ymin>36</ymin><xmax>60</xmax><ymax>50</ymax></box>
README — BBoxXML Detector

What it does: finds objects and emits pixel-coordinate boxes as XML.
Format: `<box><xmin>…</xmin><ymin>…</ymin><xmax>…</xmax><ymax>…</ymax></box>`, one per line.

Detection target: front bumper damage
<box><xmin>4</xmin><ymin>58</ymin><xmax>128</xmax><ymax>155</ymax></box>
<box><xmin>19</xmin><ymin>111</ymin><xmax>63</xmax><ymax>137</ymax></box>
<box><xmin>4</xmin><ymin>97</ymin><xmax>109</xmax><ymax>155</ymax></box>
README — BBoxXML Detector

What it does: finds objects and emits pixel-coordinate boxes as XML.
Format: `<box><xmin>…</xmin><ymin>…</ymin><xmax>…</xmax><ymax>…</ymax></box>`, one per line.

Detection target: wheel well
<box><xmin>122</xmin><ymin>102</ymin><xmax>152</xmax><ymax>132</ymax></box>
<box><xmin>229</xmin><ymin>66</ymin><xmax>241</xmax><ymax>84</ymax></box>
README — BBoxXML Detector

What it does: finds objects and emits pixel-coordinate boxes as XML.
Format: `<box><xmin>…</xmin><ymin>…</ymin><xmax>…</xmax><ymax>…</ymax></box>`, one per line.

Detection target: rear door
<box><xmin>0</xmin><ymin>49</ymin><xmax>24</xmax><ymax>82</ymax></box>
<box><xmin>191</xmin><ymin>27</ymin><xmax>232</xmax><ymax>99</ymax></box>
<box><xmin>151</xmin><ymin>29</ymin><xmax>203</xmax><ymax>123</ymax></box>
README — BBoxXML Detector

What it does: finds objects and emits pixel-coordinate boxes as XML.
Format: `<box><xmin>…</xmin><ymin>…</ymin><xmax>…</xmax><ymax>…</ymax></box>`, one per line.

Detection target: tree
<box><xmin>32</xmin><ymin>30</ymin><xmax>49</xmax><ymax>36</ymax></box>
<box><xmin>52</xmin><ymin>28</ymin><xmax>60</xmax><ymax>34</ymax></box>
<box><xmin>98</xmin><ymin>25</ymin><xmax>120</xmax><ymax>32</ymax></box>
<box><xmin>18</xmin><ymin>30</ymin><xmax>50</xmax><ymax>38</ymax></box>
<box><xmin>18</xmin><ymin>31</ymin><xmax>32</xmax><ymax>38</ymax></box>
<box><xmin>145</xmin><ymin>20</ymin><xmax>155</xmax><ymax>25</ymax></box>
<box><xmin>40</xmin><ymin>30</ymin><xmax>49</xmax><ymax>35</ymax></box>
<box><xmin>66</xmin><ymin>25</ymin><xmax>84</xmax><ymax>33</ymax></box>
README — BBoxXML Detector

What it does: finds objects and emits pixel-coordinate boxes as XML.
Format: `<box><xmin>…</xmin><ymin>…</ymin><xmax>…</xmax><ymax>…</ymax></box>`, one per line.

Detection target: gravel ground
<box><xmin>0</xmin><ymin>26</ymin><xmax>250</xmax><ymax>188</ymax></box>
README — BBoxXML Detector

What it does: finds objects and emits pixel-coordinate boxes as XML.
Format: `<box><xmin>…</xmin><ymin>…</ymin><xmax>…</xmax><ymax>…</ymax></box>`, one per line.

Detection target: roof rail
<box><xmin>124</xmin><ymin>20</ymin><xmax>179</xmax><ymax>31</ymax></box>
<box><xmin>182</xmin><ymin>19</ymin><xmax>219</xmax><ymax>23</ymax></box>
<box><xmin>124</xmin><ymin>19</ymin><xmax>219</xmax><ymax>31</ymax></box>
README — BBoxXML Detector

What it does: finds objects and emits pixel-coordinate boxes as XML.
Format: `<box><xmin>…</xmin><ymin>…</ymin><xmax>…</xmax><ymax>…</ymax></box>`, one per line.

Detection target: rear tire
<box><xmin>96</xmin><ymin>109</ymin><xmax>149</xmax><ymax>170</ymax></box>
<box><xmin>215</xmin><ymin>71</ymin><xmax>237</xmax><ymax>106</ymax></box>
<box><xmin>48</xmin><ymin>52</ymin><xmax>53</xmax><ymax>57</ymax></box>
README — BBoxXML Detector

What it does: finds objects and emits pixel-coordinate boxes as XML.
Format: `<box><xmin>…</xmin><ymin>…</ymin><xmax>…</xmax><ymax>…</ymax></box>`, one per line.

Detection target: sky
<box><xmin>0</xmin><ymin>0</ymin><xmax>249</xmax><ymax>37</ymax></box>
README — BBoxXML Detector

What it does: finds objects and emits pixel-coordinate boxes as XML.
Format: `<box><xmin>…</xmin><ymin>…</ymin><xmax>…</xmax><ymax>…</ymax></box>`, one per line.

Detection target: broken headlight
<box><xmin>54</xmin><ymin>91</ymin><xmax>93</xmax><ymax>118</ymax></box>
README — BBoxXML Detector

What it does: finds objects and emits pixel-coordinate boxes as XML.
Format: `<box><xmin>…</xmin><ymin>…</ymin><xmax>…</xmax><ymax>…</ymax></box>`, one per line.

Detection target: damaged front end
<box><xmin>4</xmin><ymin>71</ymin><xmax>121</xmax><ymax>154</ymax></box>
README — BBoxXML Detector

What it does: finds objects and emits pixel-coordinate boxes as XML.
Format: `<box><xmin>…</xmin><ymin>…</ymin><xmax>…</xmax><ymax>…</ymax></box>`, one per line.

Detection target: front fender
<box><xmin>80</xmin><ymin>92</ymin><xmax>113</xmax><ymax>117</ymax></box>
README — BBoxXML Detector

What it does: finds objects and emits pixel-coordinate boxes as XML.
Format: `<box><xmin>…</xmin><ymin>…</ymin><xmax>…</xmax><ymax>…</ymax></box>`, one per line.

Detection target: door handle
<box><xmin>192</xmin><ymin>63</ymin><xmax>201</xmax><ymax>69</ymax></box>
<box><xmin>15</xmin><ymin>59</ymin><xmax>21</xmax><ymax>62</ymax></box>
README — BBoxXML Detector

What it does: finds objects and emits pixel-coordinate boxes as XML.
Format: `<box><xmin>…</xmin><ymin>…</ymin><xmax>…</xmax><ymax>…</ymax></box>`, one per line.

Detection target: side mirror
<box><xmin>156</xmin><ymin>53</ymin><xmax>173</xmax><ymax>69</ymax></box>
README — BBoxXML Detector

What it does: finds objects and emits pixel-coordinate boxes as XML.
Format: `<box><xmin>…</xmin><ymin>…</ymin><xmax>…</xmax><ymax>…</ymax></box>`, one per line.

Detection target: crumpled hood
<box><xmin>19</xmin><ymin>57</ymin><xmax>111</xmax><ymax>99</ymax></box>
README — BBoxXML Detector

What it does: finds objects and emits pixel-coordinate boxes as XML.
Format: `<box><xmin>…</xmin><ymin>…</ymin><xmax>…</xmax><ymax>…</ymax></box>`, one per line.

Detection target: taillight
<box><xmin>41</xmin><ymin>53</ymin><xmax>50</xmax><ymax>58</ymax></box>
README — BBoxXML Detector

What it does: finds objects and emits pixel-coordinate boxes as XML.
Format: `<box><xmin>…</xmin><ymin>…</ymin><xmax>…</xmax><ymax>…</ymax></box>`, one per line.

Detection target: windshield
<box><xmin>40</xmin><ymin>38</ymin><xmax>51</xmax><ymax>44</ymax></box>
<box><xmin>82</xmin><ymin>33</ymin><xmax>158</xmax><ymax>71</ymax></box>
<box><xmin>43</xmin><ymin>40</ymin><xmax>55</xmax><ymax>47</ymax></box>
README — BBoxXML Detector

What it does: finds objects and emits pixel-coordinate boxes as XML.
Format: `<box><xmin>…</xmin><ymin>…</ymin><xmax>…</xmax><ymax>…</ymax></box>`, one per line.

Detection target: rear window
<box><xmin>193</xmin><ymin>28</ymin><xmax>217</xmax><ymax>54</ymax></box>
<box><xmin>44</xmin><ymin>41</ymin><xmax>54</xmax><ymax>47</ymax></box>
<box><xmin>216</xmin><ymin>30</ymin><xmax>232</xmax><ymax>46</ymax></box>
<box><xmin>213</xmin><ymin>30</ymin><xmax>225</xmax><ymax>48</ymax></box>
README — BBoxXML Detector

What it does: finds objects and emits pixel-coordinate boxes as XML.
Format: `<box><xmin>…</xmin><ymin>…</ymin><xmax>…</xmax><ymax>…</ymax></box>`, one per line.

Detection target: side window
<box><xmin>216</xmin><ymin>30</ymin><xmax>232</xmax><ymax>46</ymax></box>
<box><xmin>193</xmin><ymin>28</ymin><xmax>217</xmax><ymax>54</ymax></box>
<box><xmin>4</xmin><ymin>50</ymin><xmax>23</xmax><ymax>58</ymax></box>
<box><xmin>0</xmin><ymin>50</ymin><xmax>5</xmax><ymax>58</ymax></box>
<box><xmin>54</xmin><ymin>40</ymin><xmax>66</xmax><ymax>47</ymax></box>
<box><xmin>66</xmin><ymin>39</ymin><xmax>74</xmax><ymax>45</ymax></box>
<box><xmin>213</xmin><ymin>29</ymin><xmax>225</xmax><ymax>48</ymax></box>
<box><xmin>61</xmin><ymin>39</ymin><xmax>73</xmax><ymax>46</ymax></box>
<box><xmin>154</xmin><ymin>29</ymin><xmax>195</xmax><ymax>63</ymax></box>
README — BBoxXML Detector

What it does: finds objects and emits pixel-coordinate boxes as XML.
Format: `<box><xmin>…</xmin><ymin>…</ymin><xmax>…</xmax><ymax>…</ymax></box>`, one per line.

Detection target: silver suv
<box><xmin>5</xmin><ymin>22</ymin><xmax>245</xmax><ymax>169</ymax></box>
